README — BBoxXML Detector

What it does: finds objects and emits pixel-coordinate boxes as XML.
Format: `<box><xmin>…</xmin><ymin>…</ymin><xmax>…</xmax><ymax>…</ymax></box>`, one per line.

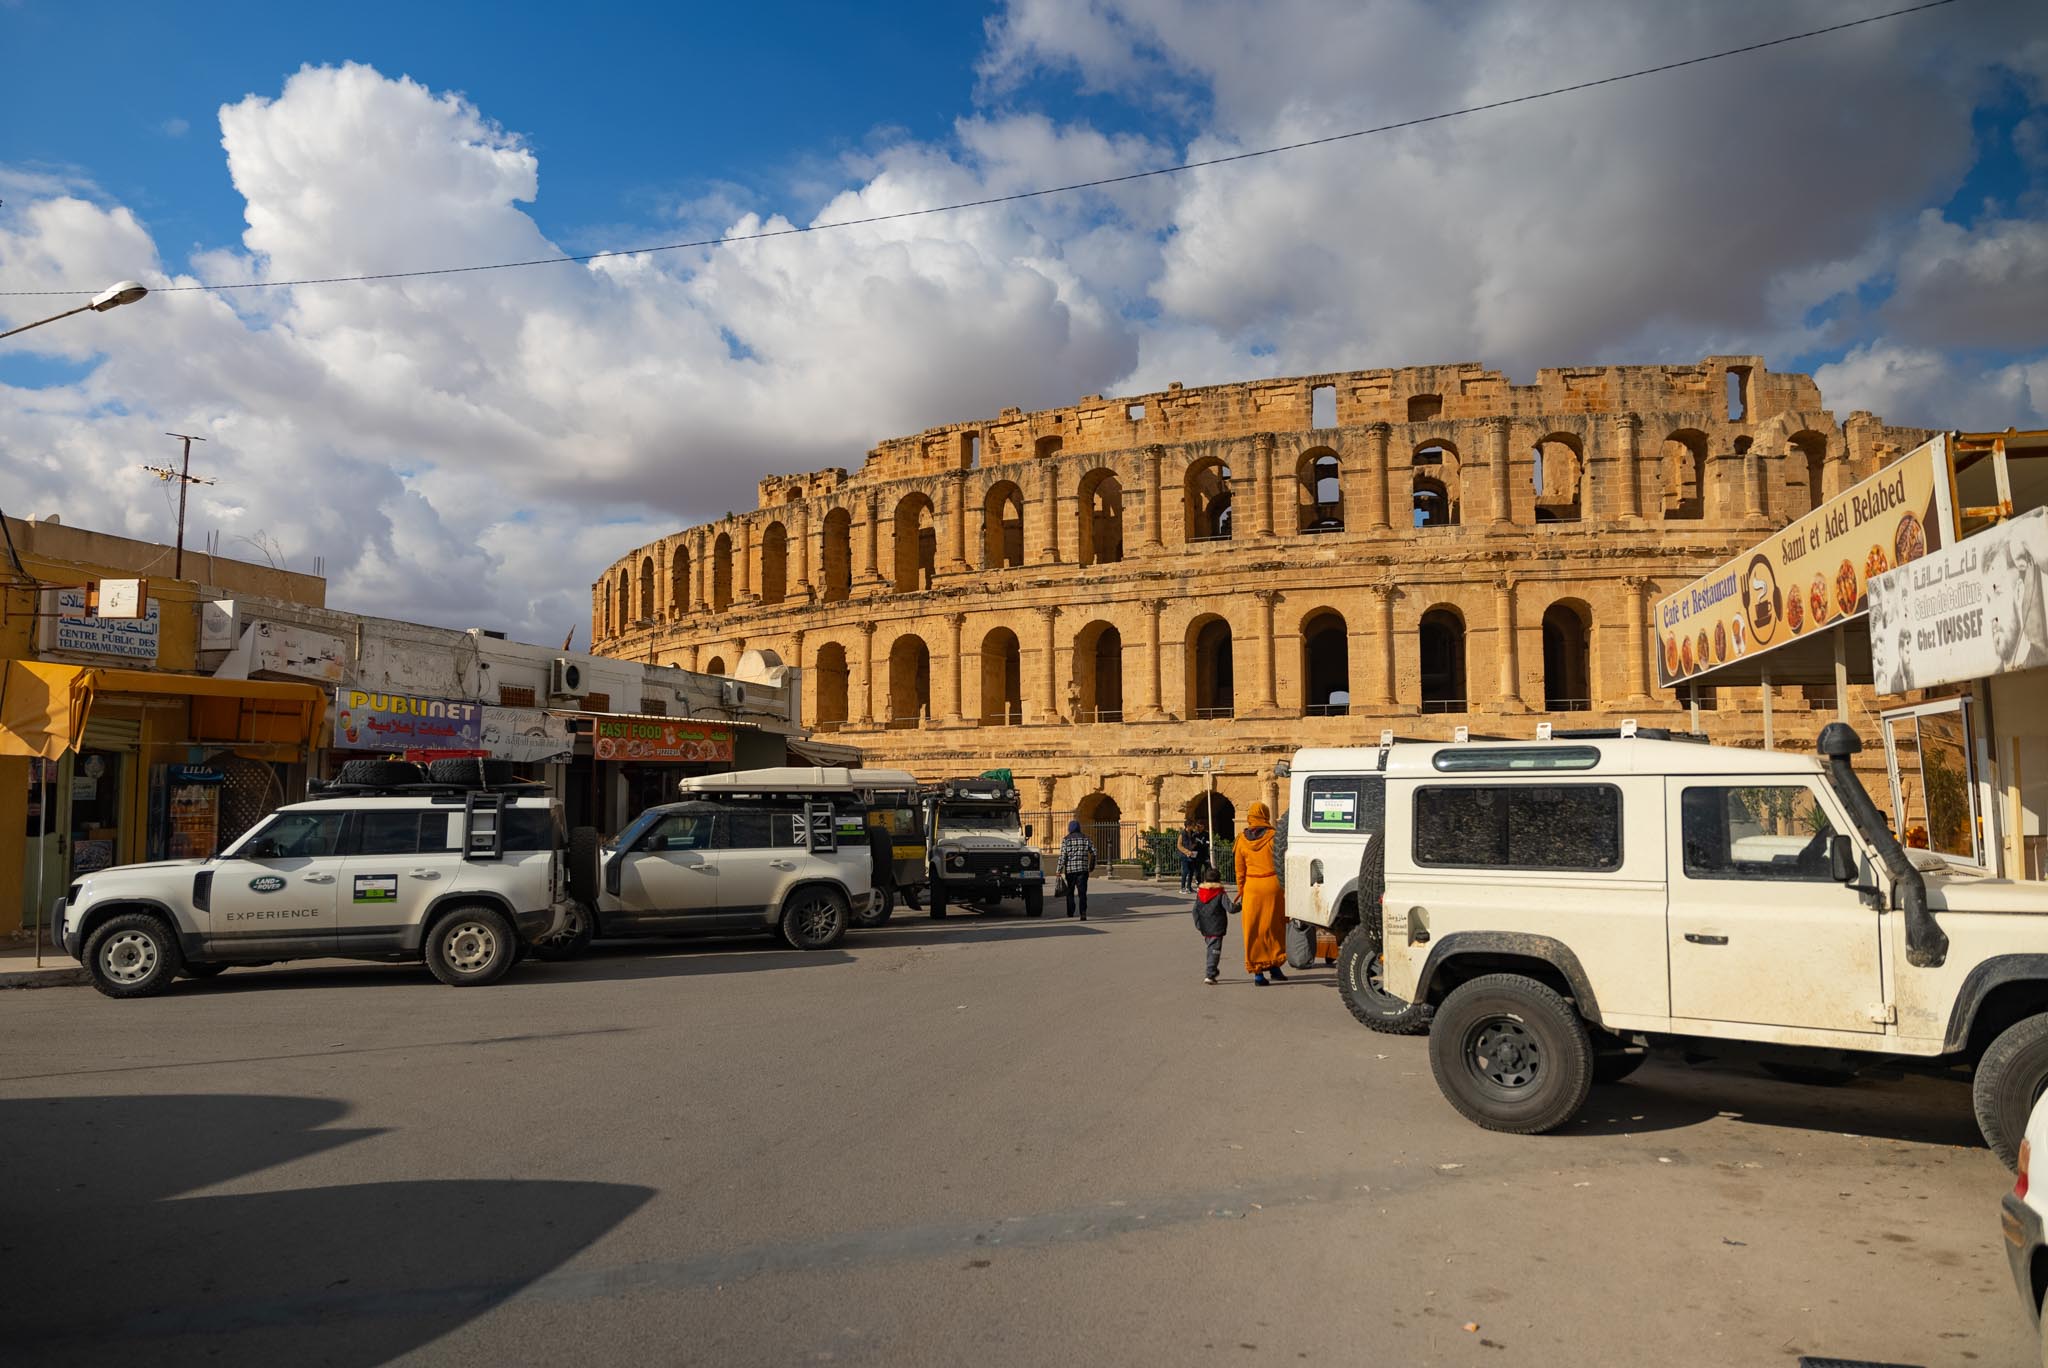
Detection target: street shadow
<box><xmin>847</xmin><ymin>919</ymin><xmax>1102</xmax><ymax>949</ymax></box>
<box><xmin>522</xmin><ymin>940</ymin><xmax>855</xmax><ymax>982</ymax></box>
<box><xmin>0</xmin><ymin>1094</ymin><xmax>652</xmax><ymax>1367</ymax></box>
<box><xmin>1563</xmin><ymin>1056</ymin><xmax>1983</xmax><ymax>1151</ymax></box>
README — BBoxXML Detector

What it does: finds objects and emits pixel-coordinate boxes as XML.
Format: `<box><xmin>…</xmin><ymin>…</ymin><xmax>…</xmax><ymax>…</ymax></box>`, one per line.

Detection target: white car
<box><xmin>2003</xmin><ymin>1090</ymin><xmax>2048</xmax><ymax>1364</ymax></box>
<box><xmin>58</xmin><ymin>783</ymin><xmax>573</xmax><ymax>997</ymax></box>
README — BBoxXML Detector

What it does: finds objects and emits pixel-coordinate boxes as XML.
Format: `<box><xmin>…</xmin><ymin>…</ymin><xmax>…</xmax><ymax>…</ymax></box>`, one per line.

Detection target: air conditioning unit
<box><xmin>720</xmin><ymin>680</ymin><xmax>746</xmax><ymax>708</ymax></box>
<box><xmin>550</xmin><ymin>658</ymin><xmax>587</xmax><ymax>701</ymax></box>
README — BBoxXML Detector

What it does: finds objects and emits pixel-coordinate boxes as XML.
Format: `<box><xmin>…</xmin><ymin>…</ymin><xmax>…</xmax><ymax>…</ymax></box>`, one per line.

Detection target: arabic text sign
<box><xmin>1653</xmin><ymin>437</ymin><xmax>1948</xmax><ymax>687</ymax></box>
<box><xmin>1870</xmin><ymin>507</ymin><xmax>2048</xmax><ymax>692</ymax></box>
<box><xmin>47</xmin><ymin>587</ymin><xmax>161</xmax><ymax>659</ymax></box>
<box><xmin>332</xmin><ymin>688</ymin><xmax>482</xmax><ymax>752</ymax></box>
<box><xmin>591</xmin><ymin>717</ymin><xmax>734</xmax><ymax>764</ymax></box>
<box><xmin>481</xmin><ymin>706</ymin><xmax>574</xmax><ymax>763</ymax></box>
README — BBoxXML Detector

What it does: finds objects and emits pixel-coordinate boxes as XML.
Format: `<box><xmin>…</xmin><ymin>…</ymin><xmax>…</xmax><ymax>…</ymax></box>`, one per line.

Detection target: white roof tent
<box><xmin>675</xmin><ymin>766</ymin><xmax>920</xmax><ymax>800</ymax></box>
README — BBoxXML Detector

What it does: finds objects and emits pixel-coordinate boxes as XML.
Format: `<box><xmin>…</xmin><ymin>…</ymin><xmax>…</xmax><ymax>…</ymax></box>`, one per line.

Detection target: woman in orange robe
<box><xmin>1235</xmin><ymin>802</ymin><xmax>1287</xmax><ymax>985</ymax></box>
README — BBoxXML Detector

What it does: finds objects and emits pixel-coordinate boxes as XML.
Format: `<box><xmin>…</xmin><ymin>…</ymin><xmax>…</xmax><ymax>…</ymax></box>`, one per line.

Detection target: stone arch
<box><xmin>712</xmin><ymin>532</ymin><xmax>733</xmax><ymax>613</ymax></box>
<box><xmin>815</xmin><ymin>641</ymin><xmax>849</xmax><ymax>729</ymax></box>
<box><xmin>982</xmin><ymin>481</ymin><xmax>1026</xmax><ymax>569</ymax></box>
<box><xmin>637</xmin><ymin>557</ymin><xmax>655</xmax><ymax>622</ymax></box>
<box><xmin>979</xmin><ymin>625</ymin><xmax>1022</xmax><ymax>726</ymax></box>
<box><xmin>1076</xmin><ymin>467</ymin><xmax>1124</xmax><ymax>565</ymax></box>
<box><xmin>705</xmin><ymin>655</ymin><xmax>728</xmax><ymax>676</ymax></box>
<box><xmin>821</xmin><ymin>507</ymin><xmax>853</xmax><ymax>602</ymax></box>
<box><xmin>1181</xmin><ymin>790</ymin><xmax>1236</xmax><ymax>851</ymax></box>
<box><xmin>1662</xmin><ymin>429</ymin><xmax>1708</xmax><ymax>520</ymax></box>
<box><xmin>1075</xmin><ymin>792</ymin><xmax>1123</xmax><ymax>862</ymax></box>
<box><xmin>1296</xmin><ymin>447</ymin><xmax>1343</xmax><ymax>532</ymax></box>
<box><xmin>1186</xmin><ymin>613</ymin><xmax>1235</xmax><ymax>719</ymax></box>
<box><xmin>893</xmin><ymin>492</ymin><xmax>937</xmax><ymax>592</ymax></box>
<box><xmin>1185</xmin><ymin>456</ymin><xmax>1234</xmax><ymax>542</ymax></box>
<box><xmin>1541</xmin><ymin>599</ymin><xmax>1593</xmax><ymax>711</ymax></box>
<box><xmin>613</xmin><ymin>572</ymin><xmax>629</xmax><ymax>633</ymax></box>
<box><xmin>1073</xmin><ymin>619</ymin><xmax>1124</xmax><ymax>722</ymax></box>
<box><xmin>1790</xmin><ymin>430</ymin><xmax>1829</xmax><ymax>510</ymax></box>
<box><xmin>1532</xmin><ymin>432</ymin><xmax>1584</xmax><ymax>523</ymax></box>
<box><xmin>887</xmin><ymin>632</ymin><xmax>931</xmax><ymax>727</ymax></box>
<box><xmin>1412</xmin><ymin>438</ymin><xmax>1461</xmax><ymax>527</ymax></box>
<box><xmin>1300</xmin><ymin>607</ymin><xmax>1350</xmax><ymax>715</ymax></box>
<box><xmin>759</xmin><ymin>521</ymin><xmax>788</xmax><ymax>605</ymax></box>
<box><xmin>1418</xmin><ymin>605</ymin><xmax>1467</xmax><ymax>712</ymax></box>
<box><xmin>669</xmin><ymin>543</ymin><xmax>689</xmax><ymax>616</ymax></box>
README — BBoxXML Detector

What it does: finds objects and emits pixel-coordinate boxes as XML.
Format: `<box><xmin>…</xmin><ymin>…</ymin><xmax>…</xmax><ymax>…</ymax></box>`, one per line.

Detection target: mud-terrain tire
<box><xmin>852</xmin><ymin>887</ymin><xmax>894</xmax><ymax>929</ymax></box>
<box><xmin>928</xmin><ymin>872</ymin><xmax>947</xmax><ymax>919</ymax></box>
<box><xmin>83</xmin><ymin>912</ymin><xmax>184</xmax><ymax>999</ymax></box>
<box><xmin>1336</xmin><ymin>923</ymin><xmax>1432</xmax><ymax>1035</ymax></box>
<box><xmin>427</xmin><ymin>756</ymin><xmax>517</xmax><ymax>787</ymax></box>
<box><xmin>336</xmin><ymin>758</ymin><xmax>427</xmax><ymax>788</ymax></box>
<box><xmin>1975</xmin><ymin>1013</ymin><xmax>2048</xmax><ymax>1171</ymax></box>
<box><xmin>566</xmin><ymin>827</ymin><xmax>602</xmax><ymax>907</ymax></box>
<box><xmin>1022</xmin><ymin>884</ymin><xmax>1044</xmax><ymax>918</ymax></box>
<box><xmin>1428</xmin><ymin>974</ymin><xmax>1594</xmax><ymax>1135</ymax></box>
<box><xmin>179</xmin><ymin>961</ymin><xmax>229</xmax><ymax>980</ymax></box>
<box><xmin>528</xmin><ymin>901</ymin><xmax>594</xmax><ymax>962</ymax></box>
<box><xmin>780</xmin><ymin>886</ymin><xmax>849</xmax><ymax>950</ymax></box>
<box><xmin>424</xmin><ymin>905</ymin><xmax>516</xmax><ymax>986</ymax></box>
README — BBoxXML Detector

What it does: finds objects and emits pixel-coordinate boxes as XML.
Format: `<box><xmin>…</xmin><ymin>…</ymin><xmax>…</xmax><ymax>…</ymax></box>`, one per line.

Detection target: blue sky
<box><xmin>1</xmin><ymin>0</ymin><xmax>2043</xmax><ymax>634</ymax></box>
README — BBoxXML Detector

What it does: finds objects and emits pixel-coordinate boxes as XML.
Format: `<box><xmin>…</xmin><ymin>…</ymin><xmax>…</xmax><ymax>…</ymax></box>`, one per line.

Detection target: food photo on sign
<box><xmin>1653</xmin><ymin>436</ymin><xmax>1951</xmax><ymax>687</ymax></box>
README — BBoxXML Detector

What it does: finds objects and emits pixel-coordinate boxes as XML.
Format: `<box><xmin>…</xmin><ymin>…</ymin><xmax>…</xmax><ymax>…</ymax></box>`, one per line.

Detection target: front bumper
<box><xmin>2003</xmin><ymin>1192</ymin><xmax>2045</xmax><ymax>1328</ymax></box>
<box><xmin>56</xmin><ymin>901</ymin><xmax>82</xmax><ymax>961</ymax></box>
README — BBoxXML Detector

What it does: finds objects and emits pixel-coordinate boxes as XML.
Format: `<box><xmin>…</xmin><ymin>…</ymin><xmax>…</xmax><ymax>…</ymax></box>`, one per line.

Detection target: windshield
<box><xmin>935</xmin><ymin>807</ymin><xmax>1022</xmax><ymax>841</ymax></box>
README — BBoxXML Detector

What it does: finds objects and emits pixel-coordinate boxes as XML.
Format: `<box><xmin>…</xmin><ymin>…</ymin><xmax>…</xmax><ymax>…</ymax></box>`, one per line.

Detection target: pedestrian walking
<box><xmin>1176</xmin><ymin>826</ymin><xmax>1198</xmax><ymax>891</ymax></box>
<box><xmin>1234</xmin><ymin>802</ymin><xmax>1286</xmax><ymax>985</ymax></box>
<box><xmin>1190</xmin><ymin>863</ymin><xmax>1230</xmax><ymax>984</ymax></box>
<box><xmin>864</xmin><ymin>817</ymin><xmax>896</xmax><ymax>914</ymax></box>
<box><xmin>1059</xmin><ymin>819</ymin><xmax>1097</xmax><ymax>920</ymax></box>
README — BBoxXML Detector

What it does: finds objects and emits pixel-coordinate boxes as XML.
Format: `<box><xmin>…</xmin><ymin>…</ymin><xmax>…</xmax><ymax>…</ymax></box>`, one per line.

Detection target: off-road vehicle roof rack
<box><xmin>304</xmin><ymin>779</ymin><xmax>551</xmax><ymax>799</ymax></box>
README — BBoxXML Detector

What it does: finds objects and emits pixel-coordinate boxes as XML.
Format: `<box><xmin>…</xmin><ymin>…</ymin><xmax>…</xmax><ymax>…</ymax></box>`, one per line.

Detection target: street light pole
<box><xmin>0</xmin><ymin>281</ymin><xmax>149</xmax><ymax>341</ymax></box>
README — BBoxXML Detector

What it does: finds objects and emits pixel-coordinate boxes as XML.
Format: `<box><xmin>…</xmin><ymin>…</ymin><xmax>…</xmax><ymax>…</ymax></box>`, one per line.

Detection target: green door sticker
<box><xmin>352</xmin><ymin>874</ymin><xmax>399</xmax><ymax>904</ymax></box>
<box><xmin>1308</xmin><ymin>792</ymin><xmax>1357</xmax><ymax>831</ymax></box>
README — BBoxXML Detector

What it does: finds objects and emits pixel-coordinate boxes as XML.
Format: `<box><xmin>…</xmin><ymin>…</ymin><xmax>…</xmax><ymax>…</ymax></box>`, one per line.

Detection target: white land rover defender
<box><xmin>1284</xmin><ymin>723</ymin><xmax>2048</xmax><ymax>1167</ymax></box>
<box><xmin>57</xmin><ymin>759</ymin><xmax>575</xmax><ymax>998</ymax></box>
<box><xmin>538</xmin><ymin>766</ymin><xmax>878</xmax><ymax>958</ymax></box>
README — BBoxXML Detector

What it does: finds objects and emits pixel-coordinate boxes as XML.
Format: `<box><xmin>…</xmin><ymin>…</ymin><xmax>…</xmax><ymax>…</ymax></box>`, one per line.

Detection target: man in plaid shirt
<box><xmin>1058</xmin><ymin>820</ymin><xmax>1097</xmax><ymax>920</ymax></box>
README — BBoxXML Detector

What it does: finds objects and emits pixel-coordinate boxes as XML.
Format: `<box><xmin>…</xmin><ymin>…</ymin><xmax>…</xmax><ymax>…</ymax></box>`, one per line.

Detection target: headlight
<box><xmin>947</xmin><ymin>853</ymin><xmax>966</xmax><ymax>870</ymax></box>
<box><xmin>1021</xmin><ymin>854</ymin><xmax>1038</xmax><ymax>869</ymax></box>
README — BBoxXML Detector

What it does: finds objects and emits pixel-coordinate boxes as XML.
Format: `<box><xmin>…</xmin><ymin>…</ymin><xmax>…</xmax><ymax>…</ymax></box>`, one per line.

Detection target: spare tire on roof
<box><xmin>335</xmin><ymin>759</ymin><xmax>429</xmax><ymax>788</ymax></box>
<box><xmin>427</xmin><ymin>756</ymin><xmax>518</xmax><ymax>788</ymax></box>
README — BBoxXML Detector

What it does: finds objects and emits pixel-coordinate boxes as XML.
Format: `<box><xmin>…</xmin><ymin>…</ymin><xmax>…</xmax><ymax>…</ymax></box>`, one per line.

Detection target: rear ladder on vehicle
<box><xmin>465</xmin><ymin>792</ymin><xmax>506</xmax><ymax>859</ymax></box>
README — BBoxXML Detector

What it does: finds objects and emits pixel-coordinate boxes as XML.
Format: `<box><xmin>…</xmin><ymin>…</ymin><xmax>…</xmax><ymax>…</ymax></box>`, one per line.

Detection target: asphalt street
<box><xmin>0</xmin><ymin>884</ymin><xmax>2028</xmax><ymax>1367</ymax></box>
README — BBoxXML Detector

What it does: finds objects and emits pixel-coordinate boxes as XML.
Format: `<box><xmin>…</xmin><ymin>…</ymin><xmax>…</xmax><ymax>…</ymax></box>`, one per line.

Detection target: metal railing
<box><xmin>1303</xmin><ymin>702</ymin><xmax>1350</xmax><ymax>717</ymax></box>
<box><xmin>1543</xmin><ymin>697</ymin><xmax>1592</xmax><ymax>712</ymax></box>
<box><xmin>1192</xmin><ymin>705</ymin><xmax>1236</xmax><ymax>720</ymax></box>
<box><xmin>1419</xmin><ymin>698</ymin><xmax>1468</xmax><ymax>714</ymax></box>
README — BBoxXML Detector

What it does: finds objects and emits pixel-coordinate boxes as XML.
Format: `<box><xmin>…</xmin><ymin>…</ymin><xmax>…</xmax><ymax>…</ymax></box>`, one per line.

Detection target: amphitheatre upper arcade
<box><xmin>592</xmin><ymin>357</ymin><xmax>1930</xmax><ymax>850</ymax></box>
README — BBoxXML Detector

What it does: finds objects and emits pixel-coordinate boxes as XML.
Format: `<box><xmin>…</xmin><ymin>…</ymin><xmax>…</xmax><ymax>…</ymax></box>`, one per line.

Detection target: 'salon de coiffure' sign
<box><xmin>1653</xmin><ymin>436</ymin><xmax>1952</xmax><ymax>688</ymax></box>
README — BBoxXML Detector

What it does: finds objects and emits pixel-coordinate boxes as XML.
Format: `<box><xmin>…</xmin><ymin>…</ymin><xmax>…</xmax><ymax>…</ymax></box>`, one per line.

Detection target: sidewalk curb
<box><xmin>0</xmin><ymin>965</ymin><xmax>86</xmax><ymax>990</ymax></box>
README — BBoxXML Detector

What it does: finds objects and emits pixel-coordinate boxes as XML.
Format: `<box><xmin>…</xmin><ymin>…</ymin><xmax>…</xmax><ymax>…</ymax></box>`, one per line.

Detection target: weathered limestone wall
<box><xmin>591</xmin><ymin>358</ymin><xmax>1931</xmax><ymax>844</ymax></box>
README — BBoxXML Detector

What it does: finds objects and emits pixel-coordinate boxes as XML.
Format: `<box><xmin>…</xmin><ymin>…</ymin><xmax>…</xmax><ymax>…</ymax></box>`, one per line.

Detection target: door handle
<box><xmin>408</xmin><ymin>869</ymin><xmax>441</xmax><ymax>879</ymax></box>
<box><xmin>770</xmin><ymin>859</ymin><xmax>797</xmax><ymax>870</ymax></box>
<box><xmin>304</xmin><ymin>873</ymin><xmax>335</xmax><ymax>885</ymax></box>
<box><xmin>692</xmin><ymin>864</ymin><xmax>715</xmax><ymax>873</ymax></box>
<box><xmin>1684</xmin><ymin>932</ymin><xmax>1729</xmax><ymax>946</ymax></box>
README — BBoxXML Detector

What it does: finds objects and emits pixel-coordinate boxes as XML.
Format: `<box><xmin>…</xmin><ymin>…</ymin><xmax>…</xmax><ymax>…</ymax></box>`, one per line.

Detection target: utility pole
<box><xmin>142</xmin><ymin>433</ymin><xmax>213</xmax><ymax>579</ymax></box>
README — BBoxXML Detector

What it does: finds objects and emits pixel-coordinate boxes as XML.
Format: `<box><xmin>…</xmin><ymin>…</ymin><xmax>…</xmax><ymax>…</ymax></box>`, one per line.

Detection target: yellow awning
<box><xmin>0</xmin><ymin>661</ymin><xmax>83</xmax><ymax>759</ymax></box>
<box><xmin>0</xmin><ymin>663</ymin><xmax>326</xmax><ymax>759</ymax></box>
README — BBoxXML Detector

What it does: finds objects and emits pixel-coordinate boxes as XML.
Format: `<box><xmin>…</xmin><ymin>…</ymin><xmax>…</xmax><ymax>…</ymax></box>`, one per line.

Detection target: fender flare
<box><xmin>1415</xmin><ymin>931</ymin><xmax>1603</xmax><ymax>1021</ymax></box>
<box><xmin>409</xmin><ymin>891</ymin><xmax>519</xmax><ymax>952</ymax></box>
<box><xmin>776</xmin><ymin>879</ymin><xmax>855</xmax><ymax>922</ymax></box>
<box><xmin>1941</xmin><ymin>953</ymin><xmax>2048</xmax><ymax>1053</ymax></box>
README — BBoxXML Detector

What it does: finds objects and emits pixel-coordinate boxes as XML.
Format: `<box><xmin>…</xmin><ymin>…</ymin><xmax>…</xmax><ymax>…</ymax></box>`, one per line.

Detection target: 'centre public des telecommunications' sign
<box><xmin>332</xmin><ymin>689</ymin><xmax>482</xmax><ymax>751</ymax></box>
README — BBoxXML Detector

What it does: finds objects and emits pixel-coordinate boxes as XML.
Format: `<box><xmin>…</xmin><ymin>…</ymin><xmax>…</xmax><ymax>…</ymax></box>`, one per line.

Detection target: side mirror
<box><xmin>1829</xmin><ymin>833</ymin><xmax>1856</xmax><ymax>883</ymax></box>
<box><xmin>1024</xmin><ymin>824</ymin><xmax>1034</xmax><ymax>840</ymax></box>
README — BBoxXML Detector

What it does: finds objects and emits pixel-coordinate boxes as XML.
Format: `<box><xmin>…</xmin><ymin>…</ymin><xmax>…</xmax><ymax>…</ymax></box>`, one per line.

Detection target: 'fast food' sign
<box><xmin>1653</xmin><ymin>436</ymin><xmax>1952</xmax><ymax>688</ymax></box>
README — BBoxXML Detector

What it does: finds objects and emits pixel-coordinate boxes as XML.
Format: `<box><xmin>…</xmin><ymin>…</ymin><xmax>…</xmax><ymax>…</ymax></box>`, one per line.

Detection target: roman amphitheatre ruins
<box><xmin>592</xmin><ymin>357</ymin><xmax>1930</xmax><ymax>851</ymax></box>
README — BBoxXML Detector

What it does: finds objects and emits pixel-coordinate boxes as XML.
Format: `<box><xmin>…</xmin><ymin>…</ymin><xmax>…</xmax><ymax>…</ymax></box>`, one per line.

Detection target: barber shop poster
<box><xmin>1870</xmin><ymin>506</ymin><xmax>2048</xmax><ymax>693</ymax></box>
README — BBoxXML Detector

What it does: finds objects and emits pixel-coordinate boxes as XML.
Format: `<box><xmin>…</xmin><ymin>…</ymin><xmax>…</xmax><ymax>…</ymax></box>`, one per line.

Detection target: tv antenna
<box><xmin>141</xmin><ymin>433</ymin><xmax>214</xmax><ymax>579</ymax></box>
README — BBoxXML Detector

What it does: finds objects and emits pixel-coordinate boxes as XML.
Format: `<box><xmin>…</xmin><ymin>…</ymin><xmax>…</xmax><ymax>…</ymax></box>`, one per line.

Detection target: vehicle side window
<box><xmin>250</xmin><ymin>811</ymin><xmax>350</xmax><ymax>858</ymax></box>
<box><xmin>1301</xmin><ymin>776</ymin><xmax>1380</xmax><ymax>833</ymax></box>
<box><xmin>1681</xmin><ymin>785</ymin><xmax>1837</xmax><ymax>882</ymax></box>
<box><xmin>356</xmin><ymin>811</ymin><xmax>427</xmax><ymax>855</ymax></box>
<box><xmin>1413</xmin><ymin>784</ymin><xmax>1621</xmax><ymax>871</ymax></box>
<box><xmin>643</xmin><ymin>813</ymin><xmax>714</xmax><ymax>852</ymax></box>
<box><xmin>722</xmin><ymin>807</ymin><xmax>805</xmax><ymax>850</ymax></box>
<box><xmin>504</xmin><ymin>808</ymin><xmax>557</xmax><ymax>851</ymax></box>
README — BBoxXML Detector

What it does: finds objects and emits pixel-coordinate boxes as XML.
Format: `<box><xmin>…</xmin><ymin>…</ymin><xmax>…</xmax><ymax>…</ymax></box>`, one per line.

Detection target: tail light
<box><xmin>2018</xmin><ymin>1138</ymin><xmax>2031</xmax><ymax>1201</ymax></box>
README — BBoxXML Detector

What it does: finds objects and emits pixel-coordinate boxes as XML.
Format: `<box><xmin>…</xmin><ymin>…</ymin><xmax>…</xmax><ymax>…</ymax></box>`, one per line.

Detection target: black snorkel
<box><xmin>1817</xmin><ymin>722</ymin><xmax>1946</xmax><ymax>969</ymax></box>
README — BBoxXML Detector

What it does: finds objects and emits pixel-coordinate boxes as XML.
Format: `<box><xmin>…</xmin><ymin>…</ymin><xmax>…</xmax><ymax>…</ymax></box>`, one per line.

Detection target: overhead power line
<box><xmin>0</xmin><ymin>0</ymin><xmax>1963</xmax><ymax>299</ymax></box>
